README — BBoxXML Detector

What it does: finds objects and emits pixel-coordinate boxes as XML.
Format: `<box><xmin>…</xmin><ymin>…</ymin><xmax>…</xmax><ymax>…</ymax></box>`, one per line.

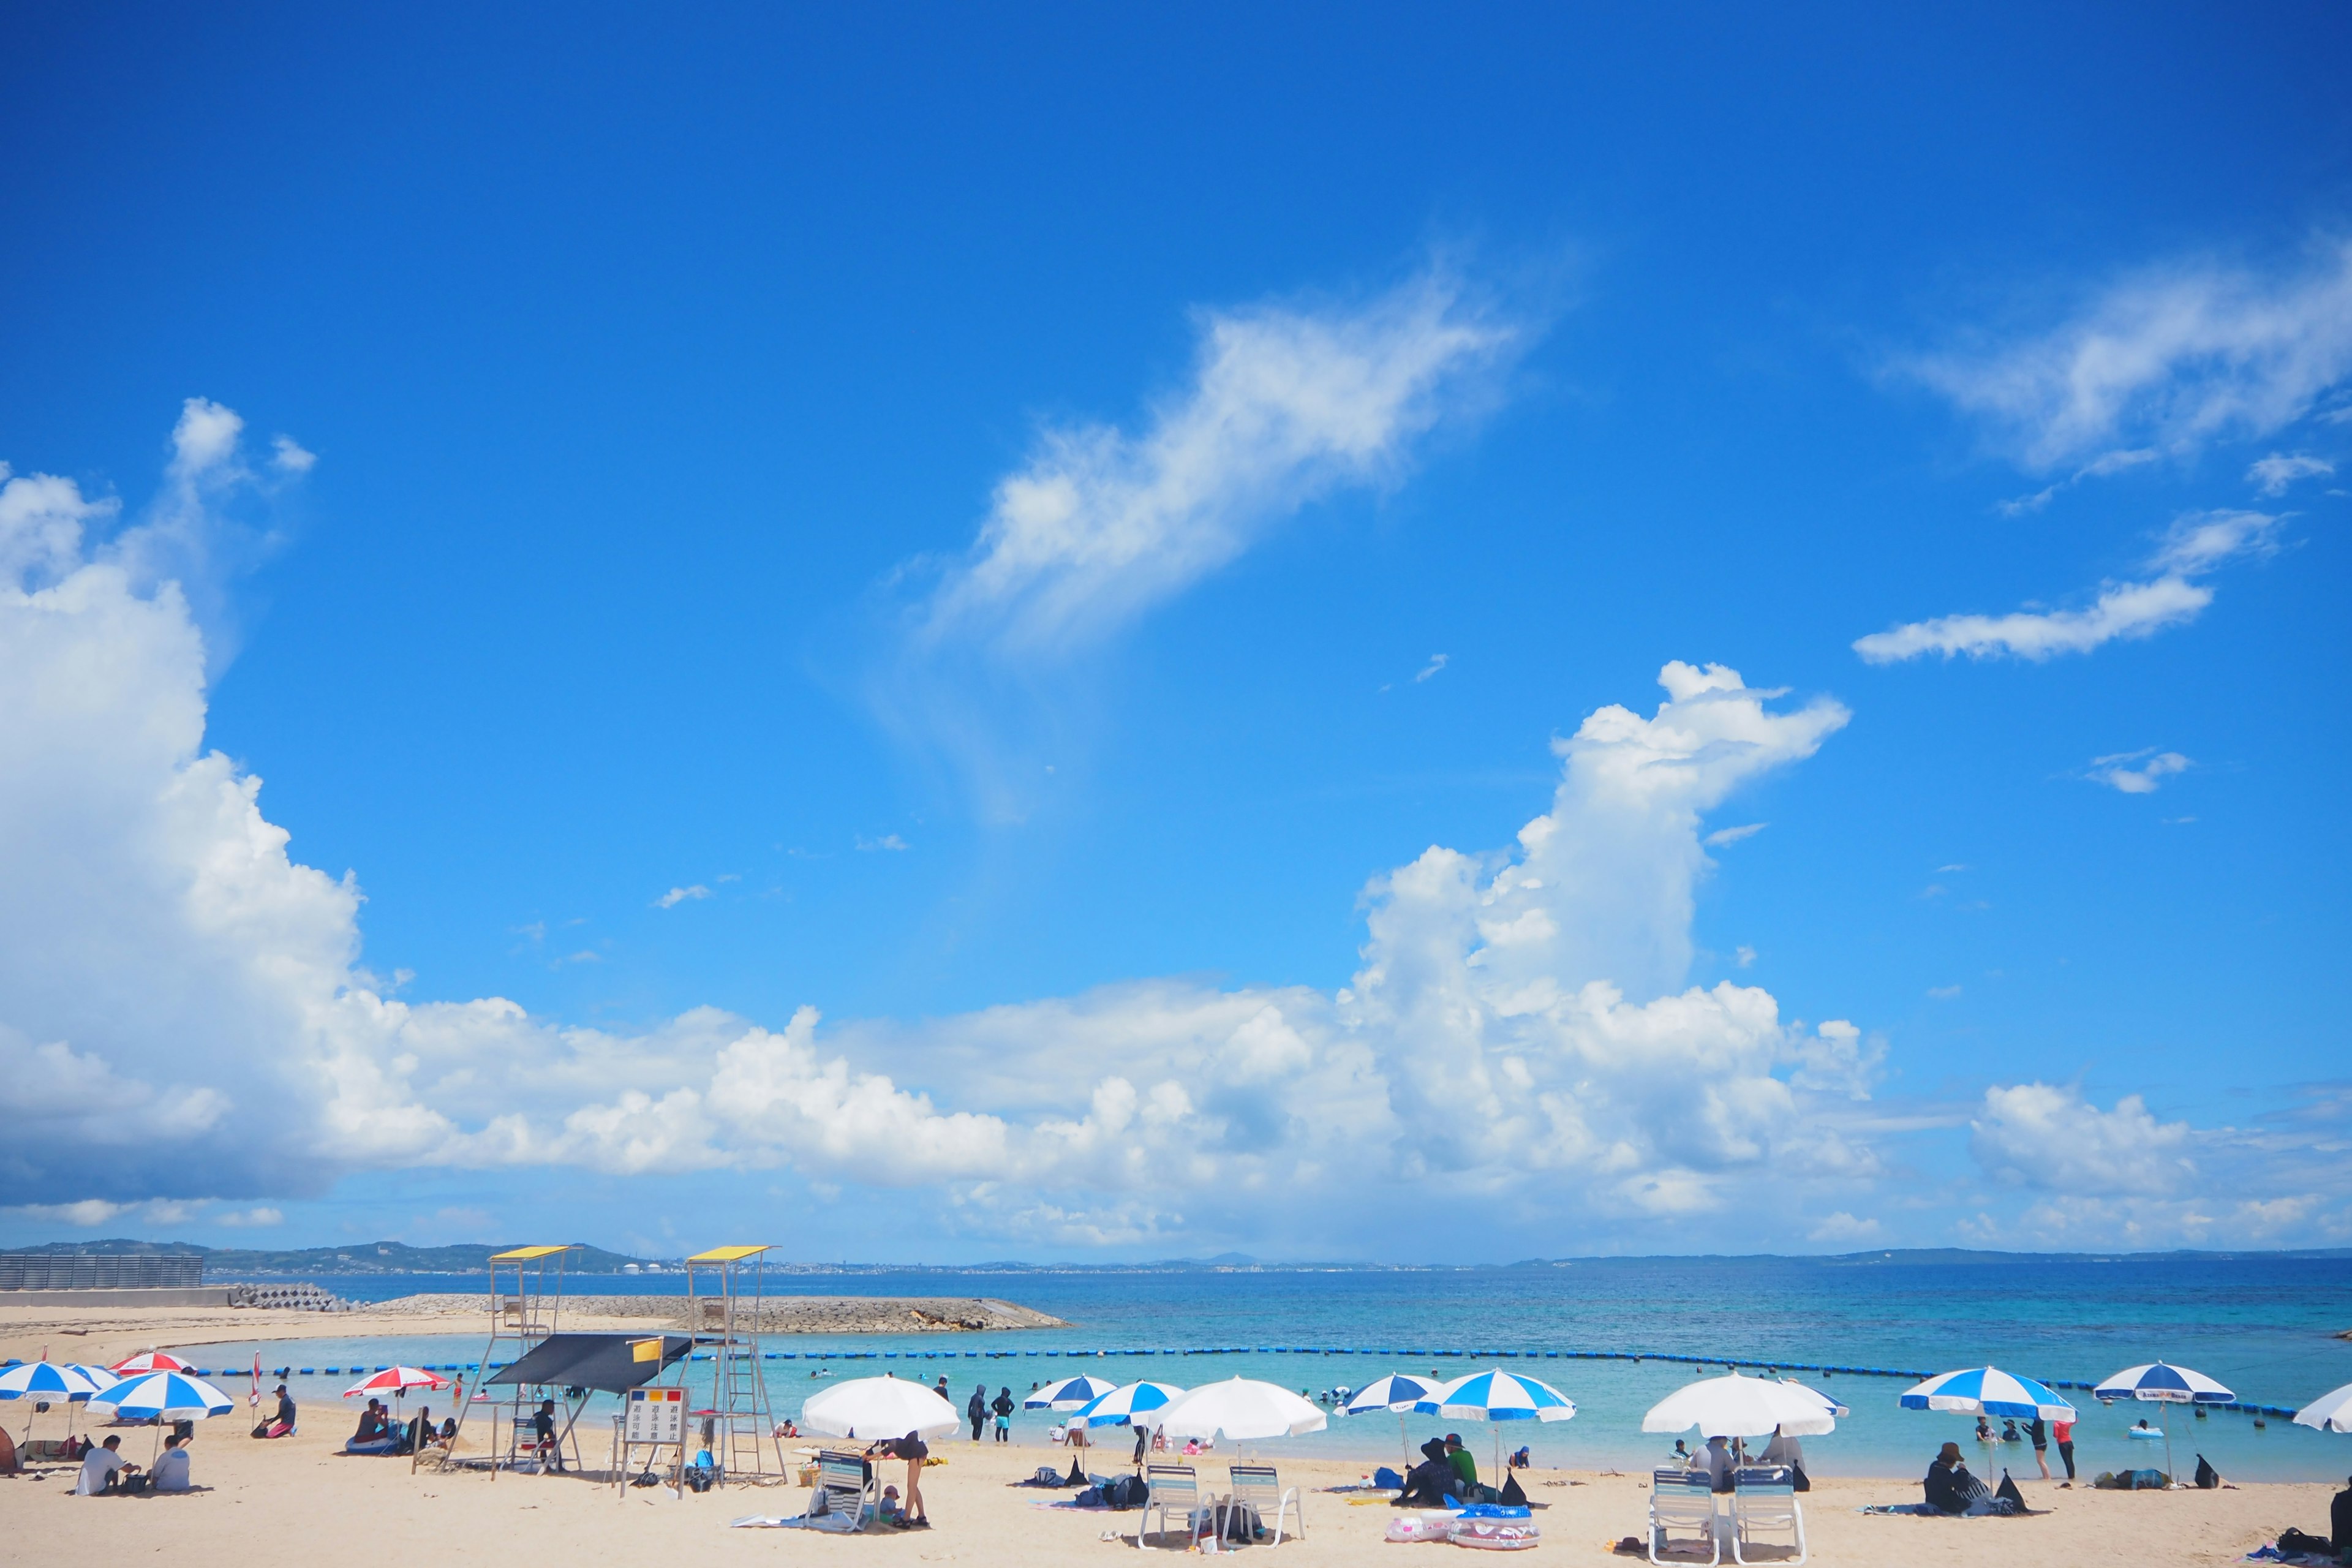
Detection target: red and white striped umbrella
<box><xmin>342</xmin><ymin>1366</ymin><xmax>453</xmax><ymax>1399</ymax></box>
<box><xmin>110</xmin><ymin>1350</ymin><xmax>192</xmax><ymax>1375</ymax></box>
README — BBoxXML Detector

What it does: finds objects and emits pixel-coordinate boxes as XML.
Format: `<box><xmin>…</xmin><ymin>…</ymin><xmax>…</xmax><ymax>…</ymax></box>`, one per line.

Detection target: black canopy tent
<box><xmin>480</xmin><ymin>1333</ymin><xmax>694</xmax><ymax>1476</ymax></box>
<box><xmin>488</xmin><ymin>1333</ymin><xmax>693</xmax><ymax>1394</ymax></box>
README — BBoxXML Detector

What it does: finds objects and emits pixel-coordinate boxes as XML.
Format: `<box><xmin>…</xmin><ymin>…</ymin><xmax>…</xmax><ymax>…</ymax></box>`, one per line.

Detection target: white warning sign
<box><xmin>625</xmin><ymin>1385</ymin><xmax>686</xmax><ymax>1445</ymax></box>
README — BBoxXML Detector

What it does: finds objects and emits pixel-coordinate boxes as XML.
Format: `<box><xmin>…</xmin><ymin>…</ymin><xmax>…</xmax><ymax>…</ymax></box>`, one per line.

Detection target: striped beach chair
<box><xmin>1227</xmin><ymin>1463</ymin><xmax>1305</xmax><ymax>1545</ymax></box>
<box><xmin>1140</xmin><ymin>1463</ymin><xmax>1206</xmax><ymax>1548</ymax></box>
<box><xmin>1728</xmin><ymin>1465</ymin><xmax>1804</xmax><ymax>1564</ymax></box>
<box><xmin>808</xmin><ymin>1449</ymin><xmax>878</xmax><ymax>1531</ymax></box>
<box><xmin>1649</xmin><ymin>1468</ymin><xmax>1719</xmax><ymax>1565</ymax></box>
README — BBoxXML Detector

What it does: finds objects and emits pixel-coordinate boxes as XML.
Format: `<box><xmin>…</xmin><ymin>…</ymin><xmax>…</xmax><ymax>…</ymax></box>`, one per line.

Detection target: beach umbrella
<box><xmin>1415</xmin><ymin>1367</ymin><xmax>1577</xmax><ymax>1483</ymax></box>
<box><xmin>1898</xmin><ymin>1366</ymin><xmax>2075</xmax><ymax>1421</ymax></box>
<box><xmin>801</xmin><ymin>1374</ymin><xmax>960</xmax><ymax>1441</ymax></box>
<box><xmin>1344</xmin><ymin>1373</ymin><xmax>1451</xmax><ymax>1473</ymax></box>
<box><xmin>66</xmin><ymin>1365</ymin><xmax>121</xmax><ymax>1401</ymax></box>
<box><xmin>1642</xmin><ymin>1373</ymin><xmax>1838</xmax><ymax>1439</ymax></box>
<box><xmin>0</xmin><ymin>1361</ymin><xmax>110</xmax><ymax>1449</ymax></box>
<box><xmin>1068</xmin><ymin>1381</ymin><xmax>1186</xmax><ymax>1430</ymax></box>
<box><xmin>2294</xmin><ymin>1384</ymin><xmax>2352</xmax><ymax>1435</ymax></box>
<box><xmin>1024</xmin><ymin>1374</ymin><xmax>1120</xmax><ymax>1411</ymax></box>
<box><xmin>91</xmin><ymin>1370</ymin><xmax>235</xmax><ymax>1421</ymax></box>
<box><xmin>108</xmin><ymin>1351</ymin><xmax>191</xmax><ymax>1376</ymax></box>
<box><xmin>342</xmin><ymin>1366</ymin><xmax>451</xmax><ymax>1415</ymax></box>
<box><xmin>1153</xmin><ymin>1378</ymin><xmax>1329</xmax><ymax>1444</ymax></box>
<box><xmin>2095</xmin><ymin>1362</ymin><xmax>2234</xmax><ymax>1487</ymax></box>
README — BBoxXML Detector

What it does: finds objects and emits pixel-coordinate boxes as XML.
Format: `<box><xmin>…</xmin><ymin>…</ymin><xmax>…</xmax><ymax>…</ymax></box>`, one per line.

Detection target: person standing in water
<box><xmin>967</xmin><ymin>1384</ymin><xmax>987</xmax><ymax>1442</ymax></box>
<box><xmin>2053</xmin><ymin>1414</ymin><xmax>2076</xmax><ymax>1485</ymax></box>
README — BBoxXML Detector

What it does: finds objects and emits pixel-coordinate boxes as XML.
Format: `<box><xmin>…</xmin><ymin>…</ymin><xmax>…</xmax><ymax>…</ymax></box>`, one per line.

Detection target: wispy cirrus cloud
<box><xmin>2086</xmin><ymin>748</ymin><xmax>2190</xmax><ymax>794</ymax></box>
<box><xmin>1908</xmin><ymin>239</ymin><xmax>2352</xmax><ymax>472</ymax></box>
<box><xmin>905</xmin><ymin>268</ymin><xmax>1524</xmax><ymax>662</ymax></box>
<box><xmin>2247</xmin><ymin>451</ymin><xmax>2334</xmax><ymax>496</ymax></box>
<box><xmin>1853</xmin><ymin>508</ymin><xmax>2280</xmax><ymax>663</ymax></box>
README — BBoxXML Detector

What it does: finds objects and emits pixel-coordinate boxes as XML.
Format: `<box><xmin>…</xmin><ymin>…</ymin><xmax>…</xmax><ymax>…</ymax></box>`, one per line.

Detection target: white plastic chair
<box><xmin>1227</xmin><ymin>1463</ymin><xmax>1305</xmax><ymax>1544</ymax></box>
<box><xmin>1728</xmin><ymin>1465</ymin><xmax>1805</xmax><ymax>1564</ymax></box>
<box><xmin>1649</xmin><ymin>1467</ymin><xmax>1720</xmax><ymax>1565</ymax></box>
<box><xmin>1141</xmin><ymin>1463</ymin><xmax>1207</xmax><ymax>1549</ymax></box>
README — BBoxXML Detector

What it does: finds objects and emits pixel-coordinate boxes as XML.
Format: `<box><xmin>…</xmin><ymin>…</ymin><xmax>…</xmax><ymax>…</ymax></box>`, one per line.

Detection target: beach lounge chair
<box><xmin>1649</xmin><ymin>1468</ymin><xmax>1719</xmax><ymax>1566</ymax></box>
<box><xmin>808</xmin><ymin>1449</ymin><xmax>878</xmax><ymax>1532</ymax></box>
<box><xmin>1226</xmin><ymin>1463</ymin><xmax>1305</xmax><ymax>1545</ymax></box>
<box><xmin>1727</xmin><ymin>1466</ymin><xmax>1803</xmax><ymax>1564</ymax></box>
<box><xmin>1140</xmin><ymin>1463</ymin><xmax>1207</xmax><ymax>1549</ymax></box>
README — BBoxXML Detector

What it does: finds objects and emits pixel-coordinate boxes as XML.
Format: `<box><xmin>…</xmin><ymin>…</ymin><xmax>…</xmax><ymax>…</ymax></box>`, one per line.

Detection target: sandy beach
<box><xmin>5</xmin><ymin>1410</ymin><xmax>2328</xmax><ymax>1566</ymax></box>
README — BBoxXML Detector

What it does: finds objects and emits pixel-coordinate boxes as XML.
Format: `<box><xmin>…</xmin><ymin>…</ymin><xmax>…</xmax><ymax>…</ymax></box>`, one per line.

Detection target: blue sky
<box><xmin>2</xmin><ymin>4</ymin><xmax>2347</xmax><ymax>1259</ymax></box>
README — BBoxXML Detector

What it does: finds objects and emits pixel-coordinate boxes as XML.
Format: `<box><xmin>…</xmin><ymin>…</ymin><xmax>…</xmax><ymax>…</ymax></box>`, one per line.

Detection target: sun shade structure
<box><xmin>485</xmin><ymin>1333</ymin><xmax>692</xmax><ymax>1395</ymax></box>
<box><xmin>801</xmin><ymin>1374</ymin><xmax>961</xmax><ymax>1441</ymax></box>
<box><xmin>1068</xmin><ymin>1381</ymin><xmax>1186</xmax><ymax>1429</ymax></box>
<box><xmin>1153</xmin><ymin>1378</ymin><xmax>1329</xmax><ymax>1442</ymax></box>
<box><xmin>686</xmin><ymin>1245</ymin><xmax>772</xmax><ymax>1262</ymax></box>
<box><xmin>1025</xmin><ymin>1373</ymin><xmax>1120</xmax><ymax>1411</ymax></box>
<box><xmin>1899</xmin><ymin>1366</ymin><xmax>2075</xmax><ymax>1421</ymax></box>
<box><xmin>1643</xmin><ymin>1373</ymin><xmax>1838</xmax><ymax>1439</ymax></box>
<box><xmin>2295</xmin><ymin>1384</ymin><xmax>2352</xmax><ymax>1434</ymax></box>
<box><xmin>109</xmin><ymin>1351</ymin><xmax>191</xmax><ymax>1376</ymax></box>
<box><xmin>2095</xmin><ymin>1363</ymin><xmax>2233</xmax><ymax>1487</ymax></box>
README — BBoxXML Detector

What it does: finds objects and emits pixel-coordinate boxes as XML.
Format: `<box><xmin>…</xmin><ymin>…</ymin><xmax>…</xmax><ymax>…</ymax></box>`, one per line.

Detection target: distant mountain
<box><xmin>1</xmin><ymin>1238</ymin><xmax>668</xmax><ymax>1275</ymax></box>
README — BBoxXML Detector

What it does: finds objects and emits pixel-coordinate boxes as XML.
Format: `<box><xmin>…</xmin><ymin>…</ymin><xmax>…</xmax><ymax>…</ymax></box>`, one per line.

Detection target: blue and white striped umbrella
<box><xmin>1344</xmin><ymin>1373</ymin><xmax>1450</xmax><ymax>1416</ymax></box>
<box><xmin>1899</xmin><ymin>1366</ymin><xmax>2075</xmax><ymax>1421</ymax></box>
<box><xmin>1025</xmin><ymin>1374</ymin><xmax>1120</xmax><ymax>1411</ymax></box>
<box><xmin>2094</xmin><ymin>1362</ymin><xmax>2234</xmax><ymax>1405</ymax></box>
<box><xmin>67</xmin><ymin>1365</ymin><xmax>122</xmax><ymax>1402</ymax></box>
<box><xmin>0</xmin><ymin>1360</ymin><xmax>109</xmax><ymax>1401</ymax></box>
<box><xmin>89</xmin><ymin>1370</ymin><xmax>234</xmax><ymax>1420</ymax></box>
<box><xmin>1414</xmin><ymin>1367</ymin><xmax>1578</xmax><ymax>1424</ymax></box>
<box><xmin>1068</xmin><ymin>1381</ymin><xmax>1187</xmax><ymax>1429</ymax></box>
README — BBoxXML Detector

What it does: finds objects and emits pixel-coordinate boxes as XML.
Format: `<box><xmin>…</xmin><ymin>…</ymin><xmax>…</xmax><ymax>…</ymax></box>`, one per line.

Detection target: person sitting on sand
<box><xmin>404</xmin><ymin>1404</ymin><xmax>437</xmax><ymax>1453</ymax></box>
<box><xmin>152</xmin><ymin>1433</ymin><xmax>191</xmax><ymax>1493</ymax></box>
<box><xmin>345</xmin><ymin>1400</ymin><xmax>401</xmax><ymax>1456</ymax></box>
<box><xmin>76</xmin><ymin>1434</ymin><xmax>139</xmax><ymax>1495</ymax></box>
<box><xmin>1395</xmin><ymin>1438</ymin><xmax>1458</xmax><ymax>1508</ymax></box>
<box><xmin>1444</xmin><ymin>1433</ymin><xmax>1479</xmax><ymax>1497</ymax></box>
<box><xmin>1924</xmin><ymin>1442</ymin><xmax>1986</xmax><ymax>1514</ymax></box>
<box><xmin>352</xmin><ymin>1401</ymin><xmax>388</xmax><ymax>1443</ymax></box>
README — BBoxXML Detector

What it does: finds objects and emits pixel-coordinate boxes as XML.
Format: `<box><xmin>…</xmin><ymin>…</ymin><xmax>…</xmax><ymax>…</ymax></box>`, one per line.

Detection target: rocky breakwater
<box><xmin>372</xmin><ymin>1293</ymin><xmax>1066</xmax><ymax>1333</ymax></box>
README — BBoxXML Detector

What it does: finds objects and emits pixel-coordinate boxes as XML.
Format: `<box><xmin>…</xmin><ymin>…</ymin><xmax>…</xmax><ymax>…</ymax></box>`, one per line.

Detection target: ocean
<box><xmin>178</xmin><ymin>1254</ymin><xmax>2352</xmax><ymax>1482</ymax></box>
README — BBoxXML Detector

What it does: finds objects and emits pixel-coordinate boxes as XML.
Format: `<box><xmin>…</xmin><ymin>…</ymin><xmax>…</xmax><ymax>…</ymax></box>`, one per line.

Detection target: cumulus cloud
<box><xmin>2086</xmin><ymin>748</ymin><xmax>2191</xmax><ymax>794</ymax></box>
<box><xmin>1970</xmin><ymin>1084</ymin><xmax>2196</xmax><ymax>1197</ymax></box>
<box><xmin>1908</xmin><ymin>239</ymin><xmax>2352</xmax><ymax>470</ymax></box>
<box><xmin>1853</xmin><ymin>509</ymin><xmax>2279</xmax><ymax>663</ymax></box>
<box><xmin>1</xmin><ymin>475</ymin><xmax>1896</xmax><ymax>1246</ymax></box>
<box><xmin>908</xmin><ymin>269</ymin><xmax>1521</xmax><ymax>660</ymax></box>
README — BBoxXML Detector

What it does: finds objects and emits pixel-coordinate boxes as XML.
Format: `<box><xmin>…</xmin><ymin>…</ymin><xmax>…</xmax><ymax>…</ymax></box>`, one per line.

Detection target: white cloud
<box><xmin>1927</xmin><ymin>985</ymin><xmax>1961</xmax><ymax>1000</ymax></box>
<box><xmin>1733</xmin><ymin>945</ymin><xmax>1756</xmax><ymax>968</ymax></box>
<box><xmin>855</xmin><ymin>834</ymin><xmax>910</xmax><ymax>853</ymax></box>
<box><xmin>270</xmin><ymin>435</ymin><xmax>317</xmax><ymax>474</ymax></box>
<box><xmin>1909</xmin><ymin>239</ymin><xmax>2352</xmax><ymax>470</ymax></box>
<box><xmin>907</xmin><ymin>269</ymin><xmax>1521</xmax><ymax>661</ymax></box>
<box><xmin>1808</xmin><ymin>1210</ymin><xmax>1880</xmax><ymax>1243</ymax></box>
<box><xmin>1415</xmin><ymin>653</ymin><xmax>1449</xmax><ymax>683</ymax></box>
<box><xmin>1703</xmin><ymin>822</ymin><xmax>1766</xmax><ymax>847</ymax></box>
<box><xmin>1853</xmin><ymin>508</ymin><xmax>2278</xmax><ymax>664</ymax></box>
<box><xmin>216</xmin><ymin>1205</ymin><xmax>284</xmax><ymax>1227</ymax></box>
<box><xmin>2247</xmin><ymin>451</ymin><xmax>2334</xmax><ymax>496</ymax></box>
<box><xmin>654</xmin><ymin>884</ymin><xmax>709</xmax><ymax>908</ymax></box>
<box><xmin>2086</xmin><ymin>748</ymin><xmax>2190</xmax><ymax>794</ymax></box>
<box><xmin>1970</xmin><ymin>1084</ymin><xmax>2195</xmax><ymax>1197</ymax></box>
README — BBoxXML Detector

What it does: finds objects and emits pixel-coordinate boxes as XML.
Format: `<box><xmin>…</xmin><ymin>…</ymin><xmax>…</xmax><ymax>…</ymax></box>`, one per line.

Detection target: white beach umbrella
<box><xmin>1068</xmin><ymin>1381</ymin><xmax>1186</xmax><ymax>1430</ymax></box>
<box><xmin>1153</xmin><ymin>1378</ymin><xmax>1329</xmax><ymax>1444</ymax></box>
<box><xmin>801</xmin><ymin>1374</ymin><xmax>960</xmax><ymax>1441</ymax></box>
<box><xmin>2294</xmin><ymin>1384</ymin><xmax>2352</xmax><ymax>1434</ymax></box>
<box><xmin>0</xmin><ymin>1360</ymin><xmax>111</xmax><ymax>1449</ymax></box>
<box><xmin>1025</xmin><ymin>1374</ymin><xmax>1120</xmax><ymax>1411</ymax></box>
<box><xmin>1642</xmin><ymin>1372</ymin><xmax>1838</xmax><ymax>1439</ymax></box>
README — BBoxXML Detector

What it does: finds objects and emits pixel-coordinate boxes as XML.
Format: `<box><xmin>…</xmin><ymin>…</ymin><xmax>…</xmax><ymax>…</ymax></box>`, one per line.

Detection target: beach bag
<box><xmin>1498</xmin><ymin>1472</ymin><xmax>1528</xmax><ymax>1506</ymax></box>
<box><xmin>1374</xmin><ymin>1466</ymin><xmax>1404</xmax><ymax>1489</ymax></box>
<box><xmin>1995</xmin><ymin>1472</ymin><xmax>2026</xmax><ymax>1510</ymax></box>
<box><xmin>2129</xmin><ymin>1468</ymin><xmax>2166</xmax><ymax>1490</ymax></box>
<box><xmin>2194</xmin><ymin>1453</ymin><xmax>2219</xmax><ymax>1490</ymax></box>
<box><xmin>1072</xmin><ymin>1485</ymin><xmax>1106</xmax><ymax>1507</ymax></box>
<box><xmin>1031</xmin><ymin>1465</ymin><xmax>1061</xmax><ymax>1486</ymax></box>
<box><xmin>1790</xmin><ymin>1463</ymin><xmax>1809</xmax><ymax>1493</ymax></box>
<box><xmin>2277</xmin><ymin>1528</ymin><xmax>2332</xmax><ymax>1557</ymax></box>
<box><xmin>1104</xmin><ymin>1474</ymin><xmax>1148</xmax><ymax>1509</ymax></box>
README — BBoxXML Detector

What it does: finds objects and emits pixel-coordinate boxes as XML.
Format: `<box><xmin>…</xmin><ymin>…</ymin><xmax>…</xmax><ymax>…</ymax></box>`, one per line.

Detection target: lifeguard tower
<box><xmin>684</xmin><ymin>1244</ymin><xmax>782</xmax><ymax>1485</ymax></box>
<box><xmin>437</xmin><ymin>1243</ymin><xmax>579</xmax><ymax>1474</ymax></box>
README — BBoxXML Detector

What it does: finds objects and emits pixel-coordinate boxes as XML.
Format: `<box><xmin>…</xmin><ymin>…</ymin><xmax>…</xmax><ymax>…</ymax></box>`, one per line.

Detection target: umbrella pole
<box><xmin>2162</xmin><ymin>1404</ymin><xmax>2175</xmax><ymax>1488</ymax></box>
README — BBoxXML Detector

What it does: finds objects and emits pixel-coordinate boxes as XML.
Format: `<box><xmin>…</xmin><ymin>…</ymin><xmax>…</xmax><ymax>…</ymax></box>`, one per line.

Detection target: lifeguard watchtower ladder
<box><xmin>685</xmin><ymin>1245</ymin><xmax>782</xmax><ymax>1484</ymax></box>
<box><xmin>437</xmin><ymin>1243</ymin><xmax>578</xmax><ymax>1473</ymax></box>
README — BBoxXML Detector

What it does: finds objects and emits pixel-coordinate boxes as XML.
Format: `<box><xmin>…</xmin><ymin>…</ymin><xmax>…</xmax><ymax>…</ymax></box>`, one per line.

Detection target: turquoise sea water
<box><xmin>179</xmin><ymin>1256</ymin><xmax>2352</xmax><ymax>1483</ymax></box>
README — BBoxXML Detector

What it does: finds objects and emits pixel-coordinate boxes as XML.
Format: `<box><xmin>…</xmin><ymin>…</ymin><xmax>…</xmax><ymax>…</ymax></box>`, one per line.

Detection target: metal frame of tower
<box><xmin>684</xmin><ymin>1244</ymin><xmax>782</xmax><ymax>1485</ymax></box>
<box><xmin>432</xmin><ymin>1243</ymin><xmax>579</xmax><ymax>1476</ymax></box>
